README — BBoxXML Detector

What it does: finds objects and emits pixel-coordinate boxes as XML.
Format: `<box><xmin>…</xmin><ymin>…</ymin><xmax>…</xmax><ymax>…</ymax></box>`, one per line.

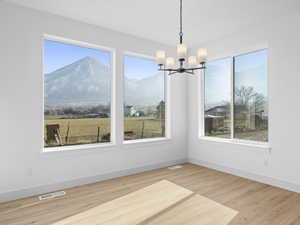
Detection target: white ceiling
<box><xmin>5</xmin><ymin>0</ymin><xmax>300</xmax><ymax>46</ymax></box>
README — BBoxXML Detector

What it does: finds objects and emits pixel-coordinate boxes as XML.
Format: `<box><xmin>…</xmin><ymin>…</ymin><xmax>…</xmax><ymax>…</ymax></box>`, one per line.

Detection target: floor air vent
<box><xmin>168</xmin><ymin>165</ymin><xmax>183</xmax><ymax>170</ymax></box>
<box><xmin>39</xmin><ymin>191</ymin><xmax>66</xmax><ymax>200</ymax></box>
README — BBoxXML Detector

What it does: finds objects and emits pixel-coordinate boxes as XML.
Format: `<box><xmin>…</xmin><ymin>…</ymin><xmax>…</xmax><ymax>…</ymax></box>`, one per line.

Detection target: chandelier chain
<box><xmin>179</xmin><ymin>0</ymin><xmax>183</xmax><ymax>44</ymax></box>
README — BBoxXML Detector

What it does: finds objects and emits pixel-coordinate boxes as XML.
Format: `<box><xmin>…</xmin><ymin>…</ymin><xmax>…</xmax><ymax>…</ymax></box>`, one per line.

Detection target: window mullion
<box><xmin>230</xmin><ymin>57</ymin><xmax>235</xmax><ymax>140</ymax></box>
<box><xmin>201</xmin><ymin>68</ymin><xmax>205</xmax><ymax>137</ymax></box>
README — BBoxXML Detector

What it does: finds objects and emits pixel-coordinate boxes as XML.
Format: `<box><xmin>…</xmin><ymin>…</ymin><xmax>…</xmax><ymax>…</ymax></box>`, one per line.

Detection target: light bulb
<box><xmin>177</xmin><ymin>44</ymin><xmax>187</xmax><ymax>59</ymax></box>
<box><xmin>188</xmin><ymin>56</ymin><xmax>198</xmax><ymax>68</ymax></box>
<box><xmin>155</xmin><ymin>50</ymin><xmax>166</xmax><ymax>65</ymax></box>
<box><xmin>165</xmin><ymin>57</ymin><xmax>175</xmax><ymax>69</ymax></box>
<box><xmin>197</xmin><ymin>48</ymin><xmax>208</xmax><ymax>62</ymax></box>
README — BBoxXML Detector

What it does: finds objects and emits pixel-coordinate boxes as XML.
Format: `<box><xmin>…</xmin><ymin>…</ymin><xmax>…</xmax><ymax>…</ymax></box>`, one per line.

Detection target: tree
<box><xmin>253</xmin><ymin>93</ymin><xmax>266</xmax><ymax>112</ymax></box>
<box><xmin>235</xmin><ymin>86</ymin><xmax>256</xmax><ymax>106</ymax></box>
<box><xmin>235</xmin><ymin>86</ymin><xmax>266</xmax><ymax>113</ymax></box>
<box><xmin>156</xmin><ymin>100</ymin><xmax>165</xmax><ymax>120</ymax></box>
<box><xmin>63</xmin><ymin>107</ymin><xmax>77</xmax><ymax>115</ymax></box>
<box><xmin>156</xmin><ymin>100</ymin><xmax>166</xmax><ymax>136</ymax></box>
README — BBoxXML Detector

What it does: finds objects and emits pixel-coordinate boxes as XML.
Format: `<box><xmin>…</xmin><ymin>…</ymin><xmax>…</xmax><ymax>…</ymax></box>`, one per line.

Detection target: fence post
<box><xmin>97</xmin><ymin>126</ymin><xmax>100</xmax><ymax>142</ymax></box>
<box><xmin>65</xmin><ymin>122</ymin><xmax>70</xmax><ymax>144</ymax></box>
<box><xmin>161</xmin><ymin>119</ymin><xmax>165</xmax><ymax>137</ymax></box>
<box><xmin>141</xmin><ymin>120</ymin><xmax>145</xmax><ymax>138</ymax></box>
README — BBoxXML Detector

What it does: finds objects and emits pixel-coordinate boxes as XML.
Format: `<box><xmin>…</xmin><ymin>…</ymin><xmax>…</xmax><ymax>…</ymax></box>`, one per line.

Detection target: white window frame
<box><xmin>199</xmin><ymin>48</ymin><xmax>270</xmax><ymax>149</ymax></box>
<box><xmin>42</xmin><ymin>34</ymin><xmax>116</xmax><ymax>152</ymax></box>
<box><xmin>122</xmin><ymin>51</ymin><xmax>171</xmax><ymax>144</ymax></box>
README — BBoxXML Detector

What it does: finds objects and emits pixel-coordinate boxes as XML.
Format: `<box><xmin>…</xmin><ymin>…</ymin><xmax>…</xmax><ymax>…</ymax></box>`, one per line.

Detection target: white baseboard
<box><xmin>4</xmin><ymin>157</ymin><xmax>297</xmax><ymax>203</ymax></box>
<box><xmin>189</xmin><ymin>158</ymin><xmax>300</xmax><ymax>193</ymax></box>
<box><xmin>0</xmin><ymin>158</ymin><xmax>187</xmax><ymax>203</ymax></box>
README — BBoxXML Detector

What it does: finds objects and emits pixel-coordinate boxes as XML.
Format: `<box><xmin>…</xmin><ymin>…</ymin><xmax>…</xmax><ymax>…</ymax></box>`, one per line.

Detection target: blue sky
<box><xmin>235</xmin><ymin>50</ymin><xmax>268</xmax><ymax>96</ymax></box>
<box><xmin>205</xmin><ymin>58</ymin><xmax>232</xmax><ymax>107</ymax></box>
<box><xmin>44</xmin><ymin>40</ymin><xmax>158</xmax><ymax>79</ymax></box>
<box><xmin>124</xmin><ymin>55</ymin><xmax>158</xmax><ymax>80</ymax></box>
<box><xmin>235</xmin><ymin>50</ymin><xmax>267</xmax><ymax>73</ymax></box>
<box><xmin>44</xmin><ymin>40</ymin><xmax>111</xmax><ymax>74</ymax></box>
<box><xmin>205</xmin><ymin>49</ymin><xmax>267</xmax><ymax>107</ymax></box>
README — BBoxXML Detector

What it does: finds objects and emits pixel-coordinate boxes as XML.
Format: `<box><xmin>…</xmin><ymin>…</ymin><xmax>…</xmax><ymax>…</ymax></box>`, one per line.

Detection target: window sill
<box><xmin>42</xmin><ymin>142</ymin><xmax>116</xmax><ymax>153</ymax></box>
<box><xmin>41</xmin><ymin>137</ymin><xmax>172</xmax><ymax>153</ymax></box>
<box><xmin>123</xmin><ymin>137</ymin><xmax>171</xmax><ymax>146</ymax></box>
<box><xmin>198</xmin><ymin>136</ymin><xmax>271</xmax><ymax>150</ymax></box>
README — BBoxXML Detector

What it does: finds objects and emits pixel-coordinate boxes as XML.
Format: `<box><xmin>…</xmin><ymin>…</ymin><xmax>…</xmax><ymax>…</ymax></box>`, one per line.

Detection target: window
<box><xmin>234</xmin><ymin>50</ymin><xmax>268</xmax><ymax>142</ymax></box>
<box><xmin>203</xmin><ymin>49</ymin><xmax>268</xmax><ymax>143</ymax></box>
<box><xmin>204</xmin><ymin>58</ymin><xmax>231</xmax><ymax>138</ymax></box>
<box><xmin>44</xmin><ymin>39</ymin><xmax>113</xmax><ymax>148</ymax></box>
<box><xmin>123</xmin><ymin>54</ymin><xmax>166</xmax><ymax>141</ymax></box>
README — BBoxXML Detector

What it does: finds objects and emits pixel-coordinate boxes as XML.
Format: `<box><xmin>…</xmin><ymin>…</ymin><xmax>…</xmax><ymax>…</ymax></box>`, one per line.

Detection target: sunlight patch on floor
<box><xmin>51</xmin><ymin>180</ymin><xmax>238</xmax><ymax>225</ymax></box>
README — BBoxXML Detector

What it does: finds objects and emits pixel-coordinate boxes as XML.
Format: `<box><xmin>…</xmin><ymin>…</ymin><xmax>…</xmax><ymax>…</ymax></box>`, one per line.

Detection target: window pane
<box><xmin>204</xmin><ymin>58</ymin><xmax>231</xmax><ymax>138</ymax></box>
<box><xmin>234</xmin><ymin>50</ymin><xmax>268</xmax><ymax>142</ymax></box>
<box><xmin>44</xmin><ymin>40</ymin><xmax>112</xmax><ymax>147</ymax></box>
<box><xmin>124</xmin><ymin>55</ymin><xmax>165</xmax><ymax>141</ymax></box>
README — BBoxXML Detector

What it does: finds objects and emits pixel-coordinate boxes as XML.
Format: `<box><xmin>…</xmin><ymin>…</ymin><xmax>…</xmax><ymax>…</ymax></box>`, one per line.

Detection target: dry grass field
<box><xmin>44</xmin><ymin>116</ymin><xmax>165</xmax><ymax>147</ymax></box>
<box><xmin>205</xmin><ymin>119</ymin><xmax>268</xmax><ymax>142</ymax></box>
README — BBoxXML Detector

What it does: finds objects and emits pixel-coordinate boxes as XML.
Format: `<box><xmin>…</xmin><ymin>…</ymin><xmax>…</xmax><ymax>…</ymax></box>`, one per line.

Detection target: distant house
<box><xmin>205</xmin><ymin>105</ymin><xmax>229</xmax><ymax>118</ymax></box>
<box><xmin>124</xmin><ymin>105</ymin><xmax>132</xmax><ymax>117</ymax></box>
<box><xmin>206</xmin><ymin>105</ymin><xmax>267</xmax><ymax>131</ymax></box>
<box><xmin>124</xmin><ymin>105</ymin><xmax>144</xmax><ymax>117</ymax></box>
<box><xmin>124</xmin><ymin>105</ymin><xmax>137</xmax><ymax>117</ymax></box>
<box><xmin>205</xmin><ymin>106</ymin><xmax>228</xmax><ymax>134</ymax></box>
<box><xmin>130</xmin><ymin>107</ymin><xmax>137</xmax><ymax>117</ymax></box>
<box><xmin>205</xmin><ymin>115</ymin><xmax>225</xmax><ymax>134</ymax></box>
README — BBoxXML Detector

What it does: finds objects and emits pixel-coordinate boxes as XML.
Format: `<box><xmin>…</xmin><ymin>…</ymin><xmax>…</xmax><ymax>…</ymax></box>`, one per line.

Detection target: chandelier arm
<box><xmin>168</xmin><ymin>71</ymin><xmax>179</xmax><ymax>75</ymax></box>
<box><xmin>184</xmin><ymin>70</ymin><xmax>195</xmax><ymax>75</ymax></box>
<box><xmin>188</xmin><ymin>66</ymin><xmax>206</xmax><ymax>70</ymax></box>
<box><xmin>187</xmin><ymin>67</ymin><xmax>205</xmax><ymax>70</ymax></box>
<box><xmin>158</xmin><ymin>68</ymin><xmax>178</xmax><ymax>72</ymax></box>
<box><xmin>158</xmin><ymin>65</ymin><xmax>206</xmax><ymax>73</ymax></box>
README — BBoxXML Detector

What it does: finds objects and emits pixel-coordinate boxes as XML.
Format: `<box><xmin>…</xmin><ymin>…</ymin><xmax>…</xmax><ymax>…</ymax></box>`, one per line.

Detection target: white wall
<box><xmin>0</xmin><ymin>2</ymin><xmax>187</xmax><ymax>201</ymax></box>
<box><xmin>188</xmin><ymin>12</ymin><xmax>300</xmax><ymax>192</ymax></box>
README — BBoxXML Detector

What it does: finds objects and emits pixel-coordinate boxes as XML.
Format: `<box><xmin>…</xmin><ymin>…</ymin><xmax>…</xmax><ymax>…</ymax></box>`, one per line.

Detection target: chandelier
<box><xmin>155</xmin><ymin>0</ymin><xmax>207</xmax><ymax>75</ymax></box>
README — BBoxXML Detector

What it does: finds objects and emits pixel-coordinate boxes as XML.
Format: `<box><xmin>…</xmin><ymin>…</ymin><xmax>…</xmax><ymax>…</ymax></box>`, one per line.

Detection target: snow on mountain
<box><xmin>124</xmin><ymin>73</ymin><xmax>164</xmax><ymax>106</ymax></box>
<box><xmin>45</xmin><ymin>56</ymin><xmax>164</xmax><ymax>107</ymax></box>
<box><xmin>45</xmin><ymin>56</ymin><xmax>111</xmax><ymax>107</ymax></box>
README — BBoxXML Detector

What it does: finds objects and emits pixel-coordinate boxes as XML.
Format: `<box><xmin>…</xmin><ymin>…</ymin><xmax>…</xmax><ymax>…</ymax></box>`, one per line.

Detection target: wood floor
<box><xmin>1</xmin><ymin>163</ymin><xmax>300</xmax><ymax>225</ymax></box>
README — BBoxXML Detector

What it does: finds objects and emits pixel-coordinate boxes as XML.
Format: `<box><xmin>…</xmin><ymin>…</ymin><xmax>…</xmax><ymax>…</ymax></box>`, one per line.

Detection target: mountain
<box><xmin>124</xmin><ymin>72</ymin><xmax>164</xmax><ymax>106</ymax></box>
<box><xmin>45</xmin><ymin>56</ymin><xmax>164</xmax><ymax>107</ymax></box>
